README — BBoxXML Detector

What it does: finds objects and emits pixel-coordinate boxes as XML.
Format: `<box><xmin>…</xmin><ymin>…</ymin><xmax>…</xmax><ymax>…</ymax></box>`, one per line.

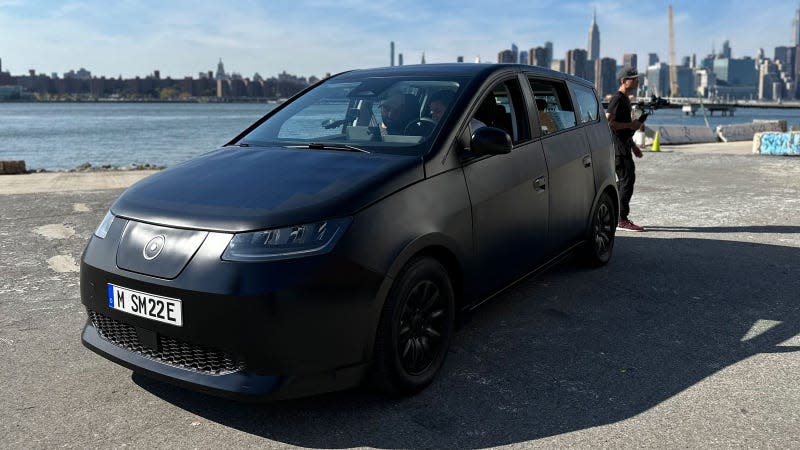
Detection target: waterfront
<box><xmin>1</xmin><ymin>102</ymin><xmax>798</xmax><ymax>171</ymax></box>
<box><xmin>0</xmin><ymin>103</ymin><xmax>274</xmax><ymax>170</ymax></box>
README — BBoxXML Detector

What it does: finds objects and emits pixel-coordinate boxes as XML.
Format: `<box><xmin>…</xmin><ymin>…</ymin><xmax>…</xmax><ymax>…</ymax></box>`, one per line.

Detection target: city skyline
<box><xmin>1</xmin><ymin>1</ymin><xmax>799</xmax><ymax>79</ymax></box>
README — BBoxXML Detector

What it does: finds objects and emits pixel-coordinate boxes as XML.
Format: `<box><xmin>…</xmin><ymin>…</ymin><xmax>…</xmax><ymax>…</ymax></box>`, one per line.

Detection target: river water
<box><xmin>1</xmin><ymin>102</ymin><xmax>798</xmax><ymax>170</ymax></box>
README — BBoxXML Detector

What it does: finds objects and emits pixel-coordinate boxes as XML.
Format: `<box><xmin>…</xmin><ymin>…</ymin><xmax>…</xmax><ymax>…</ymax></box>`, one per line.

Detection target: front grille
<box><xmin>88</xmin><ymin>310</ymin><xmax>244</xmax><ymax>375</ymax></box>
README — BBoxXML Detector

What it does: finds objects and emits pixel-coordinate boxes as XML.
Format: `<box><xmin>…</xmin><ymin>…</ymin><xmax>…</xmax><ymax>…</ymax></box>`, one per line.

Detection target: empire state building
<box><xmin>587</xmin><ymin>9</ymin><xmax>600</xmax><ymax>61</ymax></box>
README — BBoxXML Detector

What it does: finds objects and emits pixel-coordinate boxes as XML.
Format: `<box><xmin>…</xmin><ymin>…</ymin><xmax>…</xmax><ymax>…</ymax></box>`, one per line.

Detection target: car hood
<box><xmin>111</xmin><ymin>146</ymin><xmax>424</xmax><ymax>232</ymax></box>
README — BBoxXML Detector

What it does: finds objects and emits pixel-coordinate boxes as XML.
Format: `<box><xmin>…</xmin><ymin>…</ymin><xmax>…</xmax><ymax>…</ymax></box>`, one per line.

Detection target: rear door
<box><xmin>461</xmin><ymin>75</ymin><xmax>549</xmax><ymax>295</ymax></box>
<box><xmin>571</xmin><ymin>83</ymin><xmax>614</xmax><ymax>194</ymax></box>
<box><xmin>528</xmin><ymin>77</ymin><xmax>596</xmax><ymax>253</ymax></box>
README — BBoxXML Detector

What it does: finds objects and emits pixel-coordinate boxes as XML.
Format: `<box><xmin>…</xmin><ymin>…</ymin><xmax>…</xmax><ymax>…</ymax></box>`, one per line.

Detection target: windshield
<box><xmin>238</xmin><ymin>76</ymin><xmax>466</xmax><ymax>156</ymax></box>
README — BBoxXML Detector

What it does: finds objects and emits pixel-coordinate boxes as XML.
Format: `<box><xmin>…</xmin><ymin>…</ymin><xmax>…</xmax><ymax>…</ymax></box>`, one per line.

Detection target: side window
<box><xmin>528</xmin><ymin>78</ymin><xmax>577</xmax><ymax>135</ymax></box>
<box><xmin>573</xmin><ymin>85</ymin><xmax>600</xmax><ymax>123</ymax></box>
<box><xmin>471</xmin><ymin>79</ymin><xmax>529</xmax><ymax>144</ymax></box>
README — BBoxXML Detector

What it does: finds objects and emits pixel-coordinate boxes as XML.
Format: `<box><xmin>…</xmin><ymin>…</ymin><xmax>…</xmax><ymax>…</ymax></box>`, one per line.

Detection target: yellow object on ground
<box><xmin>652</xmin><ymin>130</ymin><xmax>661</xmax><ymax>152</ymax></box>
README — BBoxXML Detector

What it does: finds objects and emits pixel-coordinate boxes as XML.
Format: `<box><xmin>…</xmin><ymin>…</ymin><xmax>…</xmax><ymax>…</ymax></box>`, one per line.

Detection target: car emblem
<box><xmin>143</xmin><ymin>235</ymin><xmax>166</xmax><ymax>260</ymax></box>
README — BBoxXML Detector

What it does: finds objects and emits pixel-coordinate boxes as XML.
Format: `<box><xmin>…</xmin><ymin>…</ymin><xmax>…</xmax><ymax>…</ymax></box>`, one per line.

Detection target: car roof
<box><xmin>331</xmin><ymin>63</ymin><xmax>595</xmax><ymax>89</ymax></box>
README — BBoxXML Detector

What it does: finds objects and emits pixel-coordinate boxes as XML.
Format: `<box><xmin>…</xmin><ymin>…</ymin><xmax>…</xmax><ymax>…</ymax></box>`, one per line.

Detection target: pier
<box><xmin>681</xmin><ymin>103</ymin><xmax>735</xmax><ymax>116</ymax></box>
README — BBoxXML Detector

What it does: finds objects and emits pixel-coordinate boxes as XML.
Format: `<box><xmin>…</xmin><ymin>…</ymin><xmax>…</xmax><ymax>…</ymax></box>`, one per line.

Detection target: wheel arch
<box><xmin>585</xmin><ymin>182</ymin><xmax>619</xmax><ymax>235</ymax></box>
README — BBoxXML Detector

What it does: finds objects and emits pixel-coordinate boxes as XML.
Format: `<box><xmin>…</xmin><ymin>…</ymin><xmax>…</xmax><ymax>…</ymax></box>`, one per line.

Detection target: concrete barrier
<box><xmin>0</xmin><ymin>160</ymin><xmax>26</xmax><ymax>175</ymax></box>
<box><xmin>752</xmin><ymin>132</ymin><xmax>800</xmax><ymax>155</ymax></box>
<box><xmin>635</xmin><ymin>125</ymin><xmax>717</xmax><ymax>146</ymax></box>
<box><xmin>717</xmin><ymin>120</ymin><xmax>786</xmax><ymax>142</ymax></box>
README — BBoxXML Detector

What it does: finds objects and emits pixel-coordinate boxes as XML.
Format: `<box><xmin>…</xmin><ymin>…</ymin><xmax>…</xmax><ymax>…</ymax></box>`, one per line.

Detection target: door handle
<box><xmin>534</xmin><ymin>176</ymin><xmax>546</xmax><ymax>191</ymax></box>
<box><xmin>582</xmin><ymin>155</ymin><xmax>592</xmax><ymax>167</ymax></box>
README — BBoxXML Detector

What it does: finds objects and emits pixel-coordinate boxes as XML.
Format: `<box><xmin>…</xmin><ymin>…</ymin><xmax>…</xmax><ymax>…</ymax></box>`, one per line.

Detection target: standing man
<box><xmin>606</xmin><ymin>67</ymin><xmax>645</xmax><ymax>232</ymax></box>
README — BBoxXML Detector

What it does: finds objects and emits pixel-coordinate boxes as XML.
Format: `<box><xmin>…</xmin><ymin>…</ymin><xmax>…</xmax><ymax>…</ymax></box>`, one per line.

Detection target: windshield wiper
<box><xmin>304</xmin><ymin>143</ymin><xmax>370</xmax><ymax>153</ymax></box>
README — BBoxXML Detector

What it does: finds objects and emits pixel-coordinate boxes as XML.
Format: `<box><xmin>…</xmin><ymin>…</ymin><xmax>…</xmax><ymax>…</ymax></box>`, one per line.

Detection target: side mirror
<box><xmin>470</xmin><ymin>126</ymin><xmax>512</xmax><ymax>156</ymax></box>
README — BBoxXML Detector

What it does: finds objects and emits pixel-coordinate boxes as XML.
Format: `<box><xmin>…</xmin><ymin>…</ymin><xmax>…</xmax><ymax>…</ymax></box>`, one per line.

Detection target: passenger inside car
<box><xmin>536</xmin><ymin>98</ymin><xmax>558</xmax><ymax>135</ymax></box>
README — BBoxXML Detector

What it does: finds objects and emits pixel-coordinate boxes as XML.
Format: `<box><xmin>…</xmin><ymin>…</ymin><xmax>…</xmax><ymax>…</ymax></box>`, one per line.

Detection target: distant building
<box><xmin>64</xmin><ymin>68</ymin><xmax>91</xmax><ymax>80</ymax></box>
<box><xmin>775</xmin><ymin>45</ymin><xmax>797</xmax><ymax>80</ymax></box>
<box><xmin>720</xmin><ymin>40</ymin><xmax>732</xmax><ymax>59</ymax></box>
<box><xmin>595</xmin><ymin>57</ymin><xmax>617</xmax><ymax>99</ymax></box>
<box><xmin>566</xmin><ymin>49</ymin><xmax>588</xmax><ymax>79</ymax></box>
<box><xmin>530</xmin><ymin>46</ymin><xmax>550</xmax><ymax>68</ymax></box>
<box><xmin>390</xmin><ymin>41</ymin><xmax>395</xmax><ymax>67</ymax></box>
<box><xmin>793</xmin><ymin>6</ymin><xmax>800</xmax><ymax>45</ymax></box>
<box><xmin>694</xmin><ymin>68</ymin><xmax>716</xmax><ymax>97</ymax></box>
<box><xmin>550</xmin><ymin>59</ymin><xmax>564</xmax><ymax>73</ymax></box>
<box><xmin>713</xmin><ymin>57</ymin><xmax>757</xmax><ymax>86</ymax></box>
<box><xmin>587</xmin><ymin>9</ymin><xmax>600</xmax><ymax>61</ymax></box>
<box><xmin>623</xmin><ymin>53</ymin><xmax>637</xmax><ymax>71</ymax></box>
<box><xmin>519</xmin><ymin>51</ymin><xmax>528</xmax><ymax>65</ymax></box>
<box><xmin>215</xmin><ymin>58</ymin><xmax>227</xmax><ymax>81</ymax></box>
<box><xmin>497</xmin><ymin>49</ymin><xmax>516</xmax><ymax>64</ymax></box>
<box><xmin>511</xmin><ymin>43</ymin><xmax>519</xmax><ymax>64</ymax></box>
<box><xmin>648</xmin><ymin>53</ymin><xmax>659</xmax><ymax>66</ymax></box>
<box><xmin>759</xmin><ymin>59</ymin><xmax>781</xmax><ymax>100</ymax></box>
<box><xmin>545</xmin><ymin>42</ymin><xmax>553</xmax><ymax>66</ymax></box>
<box><xmin>646</xmin><ymin>62</ymin><xmax>694</xmax><ymax>97</ymax></box>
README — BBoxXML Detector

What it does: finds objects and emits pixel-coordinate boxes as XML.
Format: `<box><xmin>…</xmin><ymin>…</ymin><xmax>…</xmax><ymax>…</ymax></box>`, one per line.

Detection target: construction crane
<box><xmin>668</xmin><ymin>5</ymin><xmax>680</xmax><ymax>97</ymax></box>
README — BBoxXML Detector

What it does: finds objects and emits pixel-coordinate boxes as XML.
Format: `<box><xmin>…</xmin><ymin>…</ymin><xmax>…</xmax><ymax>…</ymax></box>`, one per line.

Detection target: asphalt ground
<box><xmin>1</xmin><ymin>142</ymin><xmax>799</xmax><ymax>449</ymax></box>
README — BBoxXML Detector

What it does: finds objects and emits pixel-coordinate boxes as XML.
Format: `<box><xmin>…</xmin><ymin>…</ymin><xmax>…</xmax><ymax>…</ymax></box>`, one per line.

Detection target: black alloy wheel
<box><xmin>371</xmin><ymin>256</ymin><xmax>455</xmax><ymax>395</ymax></box>
<box><xmin>580</xmin><ymin>192</ymin><xmax>616</xmax><ymax>267</ymax></box>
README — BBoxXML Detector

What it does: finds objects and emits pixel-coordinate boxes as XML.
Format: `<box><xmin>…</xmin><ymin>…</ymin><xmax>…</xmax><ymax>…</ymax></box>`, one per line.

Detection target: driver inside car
<box><xmin>380</xmin><ymin>93</ymin><xmax>419</xmax><ymax>135</ymax></box>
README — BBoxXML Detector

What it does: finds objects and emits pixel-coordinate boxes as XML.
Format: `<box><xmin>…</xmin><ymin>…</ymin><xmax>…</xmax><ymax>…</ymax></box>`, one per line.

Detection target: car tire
<box><xmin>579</xmin><ymin>192</ymin><xmax>616</xmax><ymax>267</ymax></box>
<box><xmin>371</xmin><ymin>256</ymin><xmax>455</xmax><ymax>396</ymax></box>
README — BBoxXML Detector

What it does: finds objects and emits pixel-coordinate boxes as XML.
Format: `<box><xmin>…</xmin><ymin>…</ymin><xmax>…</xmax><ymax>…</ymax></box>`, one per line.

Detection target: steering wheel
<box><xmin>404</xmin><ymin>117</ymin><xmax>437</xmax><ymax>136</ymax></box>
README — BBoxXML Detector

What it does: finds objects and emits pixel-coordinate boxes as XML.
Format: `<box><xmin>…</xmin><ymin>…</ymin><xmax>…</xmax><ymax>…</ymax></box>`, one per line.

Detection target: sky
<box><xmin>1</xmin><ymin>0</ymin><xmax>798</xmax><ymax>80</ymax></box>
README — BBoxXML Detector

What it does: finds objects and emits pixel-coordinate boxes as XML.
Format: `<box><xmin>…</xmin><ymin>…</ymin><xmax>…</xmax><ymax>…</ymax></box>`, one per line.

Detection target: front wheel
<box><xmin>579</xmin><ymin>192</ymin><xmax>616</xmax><ymax>267</ymax></box>
<box><xmin>371</xmin><ymin>257</ymin><xmax>455</xmax><ymax>396</ymax></box>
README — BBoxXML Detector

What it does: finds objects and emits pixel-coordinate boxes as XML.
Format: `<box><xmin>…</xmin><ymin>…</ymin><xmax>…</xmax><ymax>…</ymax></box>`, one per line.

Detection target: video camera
<box><xmin>633</xmin><ymin>95</ymin><xmax>670</xmax><ymax>123</ymax></box>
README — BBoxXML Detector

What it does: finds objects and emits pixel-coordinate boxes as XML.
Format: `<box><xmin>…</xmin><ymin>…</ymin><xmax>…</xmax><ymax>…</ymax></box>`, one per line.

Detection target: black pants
<box><xmin>615</xmin><ymin>155</ymin><xmax>636</xmax><ymax>221</ymax></box>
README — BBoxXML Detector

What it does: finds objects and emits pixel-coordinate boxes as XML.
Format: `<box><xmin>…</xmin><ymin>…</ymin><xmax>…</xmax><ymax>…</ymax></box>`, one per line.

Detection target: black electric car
<box><xmin>81</xmin><ymin>63</ymin><xmax>618</xmax><ymax>400</ymax></box>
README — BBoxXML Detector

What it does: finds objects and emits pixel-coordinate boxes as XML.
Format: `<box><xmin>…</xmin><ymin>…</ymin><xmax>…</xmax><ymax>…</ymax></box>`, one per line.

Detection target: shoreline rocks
<box><xmin>25</xmin><ymin>162</ymin><xmax>166</xmax><ymax>174</ymax></box>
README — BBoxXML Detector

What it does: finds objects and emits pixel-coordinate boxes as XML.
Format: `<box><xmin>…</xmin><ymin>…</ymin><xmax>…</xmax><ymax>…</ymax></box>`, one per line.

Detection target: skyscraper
<box><xmin>793</xmin><ymin>5</ymin><xmax>800</xmax><ymax>45</ymax></box>
<box><xmin>587</xmin><ymin>9</ymin><xmax>600</xmax><ymax>61</ymax></box>
<box><xmin>511</xmin><ymin>43</ymin><xmax>519</xmax><ymax>64</ymax></box>
<box><xmin>530</xmin><ymin>47</ymin><xmax>549</xmax><ymax>67</ymax></box>
<box><xmin>215</xmin><ymin>58</ymin><xmax>227</xmax><ymax>81</ymax></box>
<box><xmin>545</xmin><ymin>42</ymin><xmax>554</xmax><ymax>66</ymax></box>
<box><xmin>721</xmin><ymin>40</ymin><xmax>732</xmax><ymax>59</ymax></box>
<box><xmin>390</xmin><ymin>41</ymin><xmax>395</xmax><ymax>67</ymax></box>
<box><xmin>596</xmin><ymin>57</ymin><xmax>617</xmax><ymax>98</ymax></box>
<box><xmin>566</xmin><ymin>49</ymin><xmax>588</xmax><ymax>79</ymax></box>
<box><xmin>623</xmin><ymin>53</ymin><xmax>638</xmax><ymax>71</ymax></box>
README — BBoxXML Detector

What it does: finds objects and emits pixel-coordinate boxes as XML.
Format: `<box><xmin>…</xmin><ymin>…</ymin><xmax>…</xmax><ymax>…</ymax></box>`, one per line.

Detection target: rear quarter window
<box><xmin>573</xmin><ymin>85</ymin><xmax>600</xmax><ymax>124</ymax></box>
<box><xmin>529</xmin><ymin>78</ymin><xmax>577</xmax><ymax>135</ymax></box>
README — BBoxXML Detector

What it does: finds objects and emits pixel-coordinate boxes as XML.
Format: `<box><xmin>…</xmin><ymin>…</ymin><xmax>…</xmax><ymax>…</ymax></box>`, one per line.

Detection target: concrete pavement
<box><xmin>1</xmin><ymin>141</ymin><xmax>798</xmax><ymax>449</ymax></box>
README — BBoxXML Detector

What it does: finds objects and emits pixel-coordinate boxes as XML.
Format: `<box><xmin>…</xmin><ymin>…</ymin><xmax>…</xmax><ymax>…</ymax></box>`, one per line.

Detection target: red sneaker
<box><xmin>618</xmin><ymin>219</ymin><xmax>645</xmax><ymax>232</ymax></box>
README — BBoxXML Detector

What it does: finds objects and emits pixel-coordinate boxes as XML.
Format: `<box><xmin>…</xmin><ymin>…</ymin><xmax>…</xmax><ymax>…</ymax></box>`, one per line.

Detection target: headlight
<box><xmin>221</xmin><ymin>217</ymin><xmax>352</xmax><ymax>262</ymax></box>
<box><xmin>94</xmin><ymin>211</ymin><xmax>115</xmax><ymax>239</ymax></box>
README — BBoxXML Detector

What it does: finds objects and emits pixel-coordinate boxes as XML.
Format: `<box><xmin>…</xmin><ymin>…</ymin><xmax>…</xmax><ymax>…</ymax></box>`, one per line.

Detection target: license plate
<box><xmin>107</xmin><ymin>284</ymin><xmax>183</xmax><ymax>326</ymax></box>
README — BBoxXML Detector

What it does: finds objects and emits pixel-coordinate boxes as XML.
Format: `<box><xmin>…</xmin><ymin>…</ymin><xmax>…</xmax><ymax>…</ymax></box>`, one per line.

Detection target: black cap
<box><xmin>617</xmin><ymin>66</ymin><xmax>639</xmax><ymax>82</ymax></box>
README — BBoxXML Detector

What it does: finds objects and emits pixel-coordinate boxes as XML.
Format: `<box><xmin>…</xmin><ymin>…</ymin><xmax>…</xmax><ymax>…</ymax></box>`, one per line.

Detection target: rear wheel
<box><xmin>371</xmin><ymin>257</ymin><xmax>455</xmax><ymax>396</ymax></box>
<box><xmin>579</xmin><ymin>192</ymin><xmax>616</xmax><ymax>267</ymax></box>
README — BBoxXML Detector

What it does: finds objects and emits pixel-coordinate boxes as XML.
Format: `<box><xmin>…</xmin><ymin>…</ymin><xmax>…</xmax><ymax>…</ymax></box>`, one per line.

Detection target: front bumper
<box><xmin>80</xmin><ymin>225</ymin><xmax>388</xmax><ymax>400</ymax></box>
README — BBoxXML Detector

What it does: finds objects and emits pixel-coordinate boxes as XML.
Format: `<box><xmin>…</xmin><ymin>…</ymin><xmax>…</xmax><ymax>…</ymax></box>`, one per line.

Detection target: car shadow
<box><xmin>133</xmin><ymin>235</ymin><xmax>800</xmax><ymax>448</ymax></box>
